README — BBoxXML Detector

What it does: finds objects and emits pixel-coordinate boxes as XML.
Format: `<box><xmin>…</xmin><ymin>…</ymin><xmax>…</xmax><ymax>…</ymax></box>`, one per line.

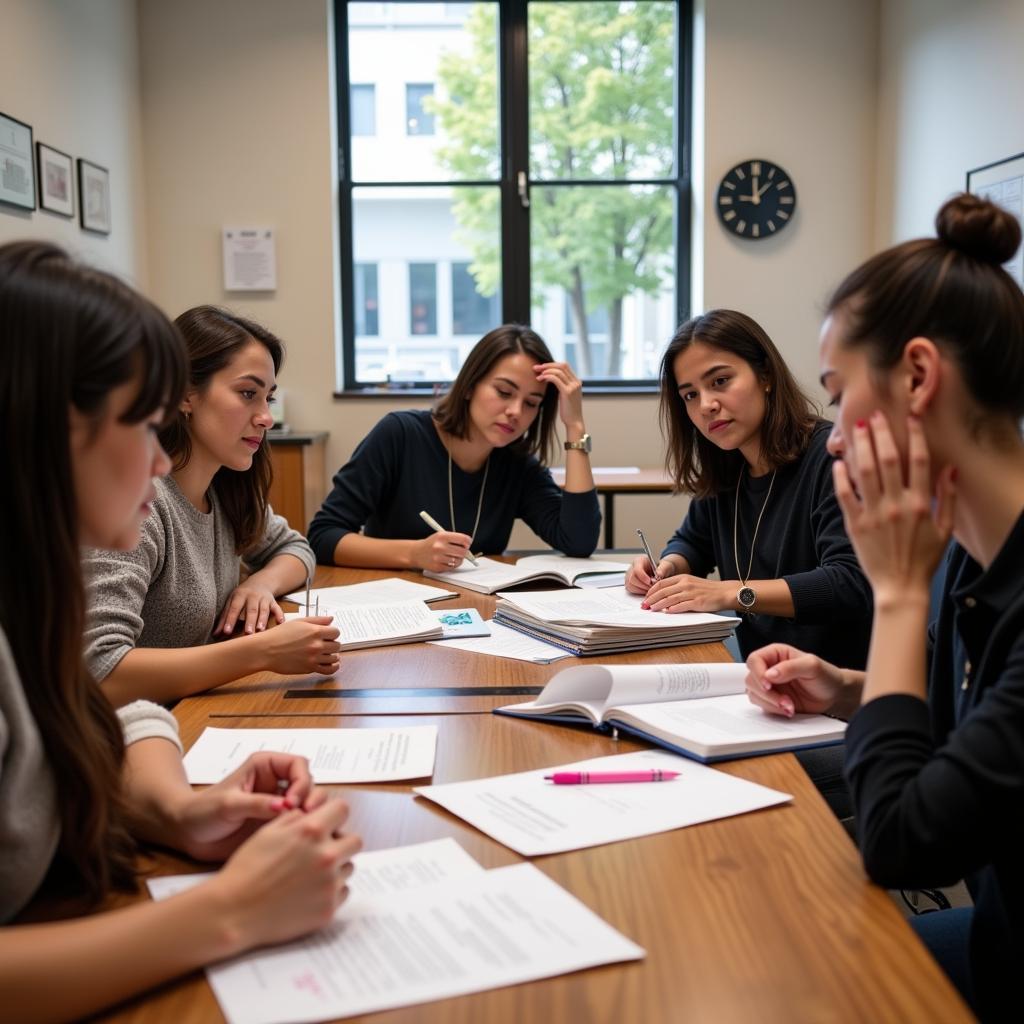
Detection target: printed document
<box><xmin>183</xmin><ymin>726</ymin><xmax>437</xmax><ymax>784</ymax></box>
<box><xmin>415</xmin><ymin>749</ymin><xmax>790</xmax><ymax>856</ymax></box>
<box><xmin>427</xmin><ymin>620</ymin><xmax>571</xmax><ymax>663</ymax></box>
<box><xmin>149</xmin><ymin>843</ymin><xmax>643</xmax><ymax>1024</ymax></box>
<box><xmin>284</xmin><ymin>577</ymin><xmax>455</xmax><ymax>609</ymax></box>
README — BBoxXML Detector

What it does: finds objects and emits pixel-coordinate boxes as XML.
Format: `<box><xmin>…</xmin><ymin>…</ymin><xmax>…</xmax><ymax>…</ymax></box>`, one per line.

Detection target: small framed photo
<box><xmin>36</xmin><ymin>142</ymin><xmax>74</xmax><ymax>217</ymax></box>
<box><xmin>0</xmin><ymin>110</ymin><xmax>36</xmax><ymax>211</ymax></box>
<box><xmin>967</xmin><ymin>151</ymin><xmax>1024</xmax><ymax>290</ymax></box>
<box><xmin>77</xmin><ymin>158</ymin><xmax>111</xmax><ymax>234</ymax></box>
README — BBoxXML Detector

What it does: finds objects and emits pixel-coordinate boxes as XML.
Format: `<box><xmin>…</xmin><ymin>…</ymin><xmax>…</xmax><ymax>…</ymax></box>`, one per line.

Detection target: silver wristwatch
<box><xmin>564</xmin><ymin>433</ymin><xmax>592</xmax><ymax>453</ymax></box>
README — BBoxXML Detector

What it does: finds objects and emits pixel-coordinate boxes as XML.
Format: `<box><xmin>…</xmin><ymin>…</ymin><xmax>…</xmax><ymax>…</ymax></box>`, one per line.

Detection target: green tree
<box><xmin>432</xmin><ymin>1</ymin><xmax>675</xmax><ymax>376</ymax></box>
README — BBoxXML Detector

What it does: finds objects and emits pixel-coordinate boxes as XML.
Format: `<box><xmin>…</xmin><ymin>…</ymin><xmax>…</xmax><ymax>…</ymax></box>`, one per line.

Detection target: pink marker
<box><xmin>544</xmin><ymin>769</ymin><xmax>680</xmax><ymax>785</ymax></box>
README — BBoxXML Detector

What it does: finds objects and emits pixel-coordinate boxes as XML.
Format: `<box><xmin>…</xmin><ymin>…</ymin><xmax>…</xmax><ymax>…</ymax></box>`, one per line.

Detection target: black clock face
<box><xmin>716</xmin><ymin>159</ymin><xmax>796</xmax><ymax>240</ymax></box>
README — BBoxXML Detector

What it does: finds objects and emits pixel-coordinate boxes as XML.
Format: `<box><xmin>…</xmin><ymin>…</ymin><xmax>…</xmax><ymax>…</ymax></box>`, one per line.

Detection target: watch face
<box><xmin>716</xmin><ymin>159</ymin><xmax>796</xmax><ymax>240</ymax></box>
<box><xmin>737</xmin><ymin>585</ymin><xmax>757</xmax><ymax>609</ymax></box>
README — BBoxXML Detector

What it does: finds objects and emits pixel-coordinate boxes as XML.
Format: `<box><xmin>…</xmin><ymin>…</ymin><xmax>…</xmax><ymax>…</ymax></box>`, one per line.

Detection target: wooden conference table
<box><xmin>94</xmin><ymin>565</ymin><xmax>972</xmax><ymax>1024</ymax></box>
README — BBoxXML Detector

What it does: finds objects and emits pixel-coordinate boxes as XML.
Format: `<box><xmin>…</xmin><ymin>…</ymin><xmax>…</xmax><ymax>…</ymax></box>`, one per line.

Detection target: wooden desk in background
<box><xmin>267</xmin><ymin>430</ymin><xmax>328</xmax><ymax>533</ymax></box>
<box><xmin>93</xmin><ymin>708</ymin><xmax>972</xmax><ymax>1024</ymax></box>
<box><xmin>550</xmin><ymin>467</ymin><xmax>675</xmax><ymax>548</ymax></box>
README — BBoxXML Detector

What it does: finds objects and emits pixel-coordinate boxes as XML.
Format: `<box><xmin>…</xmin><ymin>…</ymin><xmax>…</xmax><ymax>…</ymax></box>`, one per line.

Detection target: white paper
<box><xmin>183</xmin><ymin>726</ymin><xmax>437</xmax><ymax>784</ymax></box>
<box><xmin>147</xmin><ymin>837</ymin><xmax>484</xmax><ymax>913</ymax></box>
<box><xmin>192</xmin><ymin>863</ymin><xmax>642</xmax><ymax>1024</ymax></box>
<box><xmin>223</xmin><ymin>226</ymin><xmax>277</xmax><ymax>290</ymax></box>
<box><xmin>427</xmin><ymin>620</ymin><xmax>571</xmax><ymax>663</ymax></box>
<box><xmin>284</xmin><ymin>577</ymin><xmax>455</xmax><ymax>609</ymax></box>
<box><xmin>327</xmin><ymin>599</ymin><xmax>439</xmax><ymax>648</ymax></box>
<box><xmin>550</xmin><ymin>466</ymin><xmax>642</xmax><ymax>479</ymax></box>
<box><xmin>415</xmin><ymin>749</ymin><xmax>790</xmax><ymax>856</ymax></box>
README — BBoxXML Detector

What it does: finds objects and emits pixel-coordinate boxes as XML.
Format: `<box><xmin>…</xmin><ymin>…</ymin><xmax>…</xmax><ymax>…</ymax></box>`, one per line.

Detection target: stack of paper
<box><xmin>148</xmin><ymin>838</ymin><xmax>644</xmax><ymax>1024</ymax></box>
<box><xmin>493</xmin><ymin>586</ymin><xmax>738</xmax><ymax>656</ymax></box>
<box><xmin>283</xmin><ymin>576</ymin><xmax>456</xmax><ymax>609</ymax></box>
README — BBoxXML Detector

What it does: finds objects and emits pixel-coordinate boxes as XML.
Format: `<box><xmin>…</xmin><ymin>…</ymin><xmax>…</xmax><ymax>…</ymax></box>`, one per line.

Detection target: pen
<box><xmin>544</xmin><ymin>770</ymin><xmax>680</xmax><ymax>784</ymax></box>
<box><xmin>304</xmin><ymin>572</ymin><xmax>311</xmax><ymax>614</ymax></box>
<box><xmin>419</xmin><ymin>509</ymin><xmax>480</xmax><ymax>566</ymax></box>
<box><xmin>636</xmin><ymin>528</ymin><xmax>661</xmax><ymax>582</ymax></box>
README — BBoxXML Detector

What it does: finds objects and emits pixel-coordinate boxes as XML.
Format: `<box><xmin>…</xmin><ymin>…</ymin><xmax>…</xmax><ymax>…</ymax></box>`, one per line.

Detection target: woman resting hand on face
<box><xmin>308</xmin><ymin>324</ymin><xmax>601</xmax><ymax>572</ymax></box>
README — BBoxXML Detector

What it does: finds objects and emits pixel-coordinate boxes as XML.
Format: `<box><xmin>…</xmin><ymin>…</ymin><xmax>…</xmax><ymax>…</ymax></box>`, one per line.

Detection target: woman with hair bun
<box><xmin>745</xmin><ymin>193</ymin><xmax>1024</xmax><ymax>1018</ymax></box>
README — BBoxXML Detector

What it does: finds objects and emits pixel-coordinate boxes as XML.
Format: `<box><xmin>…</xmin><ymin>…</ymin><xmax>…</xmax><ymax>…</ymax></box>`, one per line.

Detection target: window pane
<box><xmin>409</xmin><ymin>263</ymin><xmax>438</xmax><ymax>334</ymax></box>
<box><xmin>452</xmin><ymin>262</ymin><xmax>500</xmax><ymax>336</ymax></box>
<box><xmin>528</xmin><ymin>1</ymin><xmax>676</xmax><ymax>181</ymax></box>
<box><xmin>350</xmin><ymin>84</ymin><xmax>376</xmax><ymax>136</ymax></box>
<box><xmin>530</xmin><ymin>184</ymin><xmax>675</xmax><ymax>380</ymax></box>
<box><xmin>354</xmin><ymin>262</ymin><xmax>379</xmax><ymax>336</ymax></box>
<box><xmin>406</xmin><ymin>84</ymin><xmax>436</xmax><ymax>135</ymax></box>
<box><xmin>348</xmin><ymin>2</ymin><xmax>499</xmax><ymax>181</ymax></box>
<box><xmin>352</xmin><ymin>185</ymin><xmax>501</xmax><ymax>383</ymax></box>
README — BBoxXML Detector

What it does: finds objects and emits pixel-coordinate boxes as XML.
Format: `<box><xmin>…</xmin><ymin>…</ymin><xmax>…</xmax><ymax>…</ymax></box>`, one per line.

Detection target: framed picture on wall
<box><xmin>77</xmin><ymin>157</ymin><xmax>111</xmax><ymax>234</ymax></box>
<box><xmin>36</xmin><ymin>142</ymin><xmax>74</xmax><ymax>217</ymax></box>
<box><xmin>0</xmin><ymin>110</ymin><xmax>36</xmax><ymax>211</ymax></box>
<box><xmin>967</xmin><ymin>151</ymin><xmax>1024</xmax><ymax>290</ymax></box>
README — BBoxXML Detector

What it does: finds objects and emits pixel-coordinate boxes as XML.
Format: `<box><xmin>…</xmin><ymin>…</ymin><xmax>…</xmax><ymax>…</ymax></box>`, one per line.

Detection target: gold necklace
<box><xmin>448</xmin><ymin>448</ymin><xmax>489</xmax><ymax>550</ymax></box>
<box><xmin>732</xmin><ymin>465</ymin><xmax>776</xmax><ymax>610</ymax></box>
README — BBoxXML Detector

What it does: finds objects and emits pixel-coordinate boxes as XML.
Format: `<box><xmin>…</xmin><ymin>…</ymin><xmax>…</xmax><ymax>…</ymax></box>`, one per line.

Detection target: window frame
<box><xmin>334</xmin><ymin>0</ymin><xmax>693</xmax><ymax>395</ymax></box>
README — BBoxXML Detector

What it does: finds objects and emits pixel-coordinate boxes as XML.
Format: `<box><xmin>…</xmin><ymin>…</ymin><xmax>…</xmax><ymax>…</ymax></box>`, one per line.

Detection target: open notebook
<box><xmin>425</xmin><ymin>554</ymin><xmax>627</xmax><ymax>594</ymax></box>
<box><xmin>495</xmin><ymin>662</ymin><xmax>845</xmax><ymax>762</ymax></box>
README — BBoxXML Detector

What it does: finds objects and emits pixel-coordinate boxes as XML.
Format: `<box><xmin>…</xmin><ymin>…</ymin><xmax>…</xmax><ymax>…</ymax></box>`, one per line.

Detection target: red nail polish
<box><xmin>855</xmin><ymin>419</ymin><xmax>867</xmax><ymax>429</ymax></box>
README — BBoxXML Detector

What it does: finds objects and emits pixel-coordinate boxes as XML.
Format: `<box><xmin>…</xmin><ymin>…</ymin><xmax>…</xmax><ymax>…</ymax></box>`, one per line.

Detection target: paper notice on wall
<box><xmin>223</xmin><ymin>226</ymin><xmax>277</xmax><ymax>290</ymax></box>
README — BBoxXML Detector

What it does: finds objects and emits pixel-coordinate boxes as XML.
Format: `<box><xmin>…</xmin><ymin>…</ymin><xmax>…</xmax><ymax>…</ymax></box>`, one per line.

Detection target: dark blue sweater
<box><xmin>661</xmin><ymin>422</ymin><xmax>873</xmax><ymax>670</ymax></box>
<box><xmin>308</xmin><ymin>410</ymin><xmax>601</xmax><ymax>564</ymax></box>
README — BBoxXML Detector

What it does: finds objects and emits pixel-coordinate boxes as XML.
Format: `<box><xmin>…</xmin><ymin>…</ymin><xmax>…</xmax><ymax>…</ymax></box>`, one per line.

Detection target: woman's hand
<box><xmin>642</xmin><ymin>574</ymin><xmax>735</xmax><ymax>613</ymax></box>
<box><xmin>834</xmin><ymin>412</ymin><xmax>956</xmax><ymax>605</ymax></box>
<box><xmin>535</xmin><ymin>361</ymin><xmax>585</xmax><ymax>434</ymax></box>
<box><xmin>216</xmin><ymin>580</ymin><xmax>284</xmax><ymax>636</ymax></box>
<box><xmin>625</xmin><ymin>555</ymin><xmax>678</xmax><ymax>595</ymax></box>
<box><xmin>255</xmin><ymin>616</ymin><xmax>342</xmax><ymax>675</ymax></box>
<box><xmin>205</xmin><ymin>796</ymin><xmax>362</xmax><ymax>953</ymax></box>
<box><xmin>411</xmin><ymin>530</ymin><xmax>474</xmax><ymax>571</ymax></box>
<box><xmin>745</xmin><ymin>643</ymin><xmax>848</xmax><ymax>718</ymax></box>
<box><xmin>171</xmin><ymin>752</ymin><xmax>327</xmax><ymax>862</ymax></box>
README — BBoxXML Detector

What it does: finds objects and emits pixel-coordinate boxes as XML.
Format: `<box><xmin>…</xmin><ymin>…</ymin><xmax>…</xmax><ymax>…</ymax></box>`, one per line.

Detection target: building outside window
<box><xmin>337</xmin><ymin>1</ymin><xmax>690</xmax><ymax>391</ymax></box>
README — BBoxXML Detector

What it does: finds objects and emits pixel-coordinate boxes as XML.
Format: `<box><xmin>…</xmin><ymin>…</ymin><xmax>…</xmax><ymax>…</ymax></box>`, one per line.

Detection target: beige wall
<box><xmin>133</xmin><ymin>0</ymin><xmax>881</xmax><ymax>551</ymax></box>
<box><xmin>0</xmin><ymin>0</ymin><xmax>148</xmax><ymax>283</ymax></box>
<box><xmin>876</xmin><ymin>0</ymin><xmax>1024</xmax><ymax>244</ymax></box>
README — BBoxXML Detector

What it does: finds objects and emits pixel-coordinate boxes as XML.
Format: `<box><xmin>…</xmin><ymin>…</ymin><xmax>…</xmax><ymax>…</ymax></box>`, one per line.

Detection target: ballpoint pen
<box><xmin>304</xmin><ymin>572</ymin><xmax>311</xmax><ymax>614</ymax></box>
<box><xmin>419</xmin><ymin>509</ymin><xmax>480</xmax><ymax>566</ymax></box>
<box><xmin>636</xmin><ymin>528</ymin><xmax>661</xmax><ymax>582</ymax></box>
<box><xmin>544</xmin><ymin>770</ymin><xmax>680</xmax><ymax>784</ymax></box>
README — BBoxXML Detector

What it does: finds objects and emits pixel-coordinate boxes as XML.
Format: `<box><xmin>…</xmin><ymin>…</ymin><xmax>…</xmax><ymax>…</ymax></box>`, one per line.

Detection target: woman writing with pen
<box><xmin>308</xmin><ymin>324</ymin><xmax>601</xmax><ymax>571</ymax></box>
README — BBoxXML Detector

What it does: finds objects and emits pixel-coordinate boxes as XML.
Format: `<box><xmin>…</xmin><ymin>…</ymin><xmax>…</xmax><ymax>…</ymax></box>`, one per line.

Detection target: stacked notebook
<box><xmin>425</xmin><ymin>554</ymin><xmax>628</xmax><ymax>594</ymax></box>
<box><xmin>493</xmin><ymin>586</ymin><xmax>737</xmax><ymax>656</ymax></box>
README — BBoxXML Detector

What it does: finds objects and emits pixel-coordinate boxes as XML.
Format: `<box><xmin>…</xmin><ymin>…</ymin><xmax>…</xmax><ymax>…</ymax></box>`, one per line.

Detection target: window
<box><xmin>405</xmin><ymin>84</ymin><xmax>436</xmax><ymax>136</ymax></box>
<box><xmin>350</xmin><ymin>84</ymin><xmax>376</xmax><ymax>136</ymax></box>
<box><xmin>336</xmin><ymin>1</ymin><xmax>690</xmax><ymax>391</ymax></box>
<box><xmin>452</xmin><ymin>262</ymin><xmax>500</xmax><ymax>336</ymax></box>
<box><xmin>354</xmin><ymin>262</ymin><xmax>379</xmax><ymax>336</ymax></box>
<box><xmin>409</xmin><ymin>262</ymin><xmax>437</xmax><ymax>335</ymax></box>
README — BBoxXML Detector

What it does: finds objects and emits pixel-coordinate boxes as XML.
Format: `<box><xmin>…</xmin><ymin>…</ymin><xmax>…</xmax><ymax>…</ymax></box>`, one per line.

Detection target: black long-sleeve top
<box><xmin>661</xmin><ymin>422</ymin><xmax>873</xmax><ymax>669</ymax></box>
<box><xmin>308</xmin><ymin>410</ymin><xmax>601</xmax><ymax>564</ymax></box>
<box><xmin>845</xmin><ymin>513</ymin><xmax>1024</xmax><ymax>1021</ymax></box>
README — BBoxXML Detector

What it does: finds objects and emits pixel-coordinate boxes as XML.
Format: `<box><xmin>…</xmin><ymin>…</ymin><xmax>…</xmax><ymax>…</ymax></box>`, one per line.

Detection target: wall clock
<box><xmin>716</xmin><ymin>159</ymin><xmax>796</xmax><ymax>240</ymax></box>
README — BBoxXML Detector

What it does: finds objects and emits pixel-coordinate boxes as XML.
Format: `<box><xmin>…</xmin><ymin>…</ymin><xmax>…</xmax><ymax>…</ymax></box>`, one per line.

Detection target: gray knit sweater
<box><xmin>0</xmin><ymin>624</ymin><xmax>181</xmax><ymax>922</ymax></box>
<box><xmin>82</xmin><ymin>475</ymin><xmax>315</xmax><ymax>681</ymax></box>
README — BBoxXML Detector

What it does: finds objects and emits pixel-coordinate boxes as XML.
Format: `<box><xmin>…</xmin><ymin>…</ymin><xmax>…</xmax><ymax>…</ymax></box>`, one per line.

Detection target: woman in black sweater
<box><xmin>746</xmin><ymin>193</ymin><xmax>1024</xmax><ymax>1020</ymax></box>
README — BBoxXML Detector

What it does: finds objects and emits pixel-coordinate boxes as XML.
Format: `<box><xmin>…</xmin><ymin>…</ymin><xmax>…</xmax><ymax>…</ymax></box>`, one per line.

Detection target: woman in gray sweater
<box><xmin>84</xmin><ymin>307</ymin><xmax>342</xmax><ymax>705</ymax></box>
<box><xmin>0</xmin><ymin>241</ymin><xmax>359</xmax><ymax>1021</ymax></box>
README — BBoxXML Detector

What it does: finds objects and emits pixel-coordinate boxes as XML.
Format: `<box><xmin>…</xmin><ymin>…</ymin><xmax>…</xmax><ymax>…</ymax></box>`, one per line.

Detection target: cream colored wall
<box><xmin>134</xmin><ymin>0</ymin><xmax>880</xmax><ymax>551</ymax></box>
<box><xmin>876</xmin><ymin>0</ymin><xmax>1024</xmax><ymax>244</ymax></box>
<box><xmin>0</xmin><ymin>0</ymin><xmax>148</xmax><ymax>284</ymax></box>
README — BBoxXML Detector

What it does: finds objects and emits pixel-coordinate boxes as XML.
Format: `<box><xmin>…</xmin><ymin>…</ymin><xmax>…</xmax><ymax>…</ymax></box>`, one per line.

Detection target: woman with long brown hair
<box><xmin>308</xmin><ymin>324</ymin><xmax>600</xmax><ymax>570</ymax></box>
<box><xmin>626</xmin><ymin>309</ymin><xmax>872</xmax><ymax>672</ymax></box>
<box><xmin>84</xmin><ymin>306</ymin><xmax>342</xmax><ymax>705</ymax></box>
<box><xmin>0</xmin><ymin>242</ymin><xmax>359</xmax><ymax>1021</ymax></box>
